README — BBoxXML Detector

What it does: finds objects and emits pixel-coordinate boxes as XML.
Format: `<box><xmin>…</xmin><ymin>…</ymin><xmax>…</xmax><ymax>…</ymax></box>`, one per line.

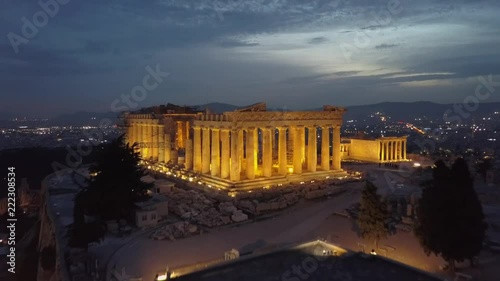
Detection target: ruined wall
<box><xmin>37</xmin><ymin>177</ymin><xmax>71</xmax><ymax>281</ymax></box>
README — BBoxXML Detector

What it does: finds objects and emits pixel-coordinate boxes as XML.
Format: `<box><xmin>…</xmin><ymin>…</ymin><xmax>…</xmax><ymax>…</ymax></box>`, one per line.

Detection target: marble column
<box><xmin>391</xmin><ymin>141</ymin><xmax>394</xmax><ymax>161</ymax></box>
<box><xmin>185</xmin><ymin>121</ymin><xmax>191</xmax><ymax>143</ymax></box>
<box><xmin>321</xmin><ymin>126</ymin><xmax>330</xmax><ymax>171</ymax></box>
<box><xmin>230</xmin><ymin>129</ymin><xmax>242</xmax><ymax>181</ymax></box>
<box><xmin>333</xmin><ymin>126</ymin><xmax>341</xmax><ymax>170</ymax></box>
<box><xmin>202</xmin><ymin>128</ymin><xmax>211</xmax><ymax>174</ymax></box>
<box><xmin>193</xmin><ymin>127</ymin><xmax>202</xmax><ymax>172</ymax></box>
<box><xmin>137</xmin><ymin>124</ymin><xmax>143</xmax><ymax>157</ymax></box>
<box><xmin>158</xmin><ymin>125</ymin><xmax>165</xmax><ymax>163</ymax></box>
<box><xmin>293</xmin><ymin>126</ymin><xmax>304</xmax><ymax>174</ymax></box>
<box><xmin>393</xmin><ymin>141</ymin><xmax>397</xmax><ymax>161</ymax></box>
<box><xmin>387</xmin><ymin>141</ymin><xmax>390</xmax><ymax>161</ymax></box>
<box><xmin>164</xmin><ymin>134</ymin><xmax>171</xmax><ymax>164</ymax></box>
<box><xmin>151</xmin><ymin>124</ymin><xmax>158</xmax><ymax>161</ymax></box>
<box><xmin>378</xmin><ymin>140</ymin><xmax>382</xmax><ymax>162</ymax></box>
<box><xmin>176</xmin><ymin>121</ymin><xmax>184</xmax><ymax>149</ymax></box>
<box><xmin>142</xmin><ymin>124</ymin><xmax>148</xmax><ymax>159</ymax></box>
<box><xmin>382</xmin><ymin>141</ymin><xmax>385</xmax><ymax>162</ymax></box>
<box><xmin>211</xmin><ymin>128</ymin><xmax>220</xmax><ymax>177</ymax></box>
<box><xmin>221</xmin><ymin>129</ymin><xmax>230</xmax><ymax>179</ymax></box>
<box><xmin>185</xmin><ymin>139</ymin><xmax>193</xmax><ymax>170</ymax></box>
<box><xmin>278</xmin><ymin>127</ymin><xmax>287</xmax><ymax>175</ymax></box>
<box><xmin>143</xmin><ymin>124</ymin><xmax>149</xmax><ymax>158</ymax></box>
<box><xmin>238</xmin><ymin>128</ymin><xmax>244</xmax><ymax>173</ymax></box>
<box><xmin>133</xmin><ymin>123</ymin><xmax>139</xmax><ymax>146</ymax></box>
<box><xmin>380</xmin><ymin>141</ymin><xmax>383</xmax><ymax>161</ymax></box>
<box><xmin>403</xmin><ymin>140</ymin><xmax>407</xmax><ymax>160</ymax></box>
<box><xmin>145</xmin><ymin>124</ymin><xmax>153</xmax><ymax>160</ymax></box>
<box><xmin>307</xmin><ymin>126</ymin><xmax>317</xmax><ymax>172</ymax></box>
<box><xmin>246</xmin><ymin>128</ymin><xmax>257</xmax><ymax>180</ymax></box>
<box><xmin>394</xmin><ymin>141</ymin><xmax>398</xmax><ymax>160</ymax></box>
<box><xmin>262</xmin><ymin>127</ymin><xmax>273</xmax><ymax>178</ymax></box>
<box><xmin>397</xmin><ymin>141</ymin><xmax>401</xmax><ymax>160</ymax></box>
<box><xmin>380</xmin><ymin>141</ymin><xmax>384</xmax><ymax>161</ymax></box>
<box><xmin>385</xmin><ymin>142</ymin><xmax>388</xmax><ymax>161</ymax></box>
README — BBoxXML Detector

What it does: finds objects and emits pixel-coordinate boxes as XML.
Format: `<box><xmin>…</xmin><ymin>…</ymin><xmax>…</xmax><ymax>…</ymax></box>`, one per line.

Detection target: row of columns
<box><xmin>191</xmin><ymin>125</ymin><xmax>341</xmax><ymax>181</ymax></box>
<box><xmin>379</xmin><ymin>140</ymin><xmax>407</xmax><ymax>162</ymax></box>
<box><xmin>127</xmin><ymin>123</ymin><xmax>172</xmax><ymax>163</ymax></box>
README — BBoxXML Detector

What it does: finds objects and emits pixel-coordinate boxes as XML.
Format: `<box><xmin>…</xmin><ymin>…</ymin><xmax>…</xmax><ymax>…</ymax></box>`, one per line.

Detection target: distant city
<box><xmin>2</xmin><ymin>102</ymin><xmax>499</xmax><ymax>158</ymax></box>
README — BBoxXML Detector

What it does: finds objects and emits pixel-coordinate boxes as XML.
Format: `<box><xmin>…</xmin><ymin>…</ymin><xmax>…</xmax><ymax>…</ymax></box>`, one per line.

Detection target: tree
<box><xmin>476</xmin><ymin>158</ymin><xmax>492</xmax><ymax>182</ymax></box>
<box><xmin>415</xmin><ymin>159</ymin><xmax>487</xmax><ymax>271</ymax></box>
<box><xmin>40</xmin><ymin>246</ymin><xmax>56</xmax><ymax>271</ymax></box>
<box><xmin>357</xmin><ymin>181</ymin><xmax>390</xmax><ymax>249</ymax></box>
<box><xmin>69</xmin><ymin>191</ymin><xmax>106</xmax><ymax>249</ymax></box>
<box><xmin>80</xmin><ymin>135</ymin><xmax>152</xmax><ymax>220</ymax></box>
<box><xmin>451</xmin><ymin>158</ymin><xmax>488</xmax><ymax>267</ymax></box>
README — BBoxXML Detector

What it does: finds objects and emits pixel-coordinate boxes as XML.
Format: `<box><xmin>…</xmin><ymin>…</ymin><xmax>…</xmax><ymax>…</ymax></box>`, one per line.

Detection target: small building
<box><xmin>135</xmin><ymin>194</ymin><xmax>169</xmax><ymax>229</ymax></box>
<box><xmin>154</xmin><ymin>180</ymin><xmax>175</xmax><ymax>194</ymax></box>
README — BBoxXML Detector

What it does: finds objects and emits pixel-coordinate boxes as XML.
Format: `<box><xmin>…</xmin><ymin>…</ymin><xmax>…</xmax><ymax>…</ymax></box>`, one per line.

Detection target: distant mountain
<box><xmin>15</xmin><ymin>101</ymin><xmax>497</xmax><ymax>128</ymax></box>
<box><xmin>342</xmin><ymin>101</ymin><xmax>500</xmax><ymax>122</ymax></box>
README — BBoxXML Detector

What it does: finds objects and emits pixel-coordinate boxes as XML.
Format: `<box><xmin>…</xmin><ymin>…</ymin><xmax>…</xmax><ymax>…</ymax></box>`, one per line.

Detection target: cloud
<box><xmin>375</xmin><ymin>43</ymin><xmax>399</xmax><ymax>50</ymax></box>
<box><xmin>218</xmin><ymin>39</ymin><xmax>260</xmax><ymax>48</ymax></box>
<box><xmin>282</xmin><ymin>71</ymin><xmax>362</xmax><ymax>84</ymax></box>
<box><xmin>308</xmin><ymin>37</ymin><xmax>328</xmax><ymax>44</ymax></box>
<box><xmin>1</xmin><ymin>0</ymin><xmax>500</xmax><ymax>116</ymax></box>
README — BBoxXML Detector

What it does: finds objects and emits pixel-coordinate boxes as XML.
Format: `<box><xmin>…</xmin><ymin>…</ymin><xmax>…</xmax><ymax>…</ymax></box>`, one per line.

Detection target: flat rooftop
<box><xmin>171</xmin><ymin>241</ymin><xmax>443</xmax><ymax>281</ymax></box>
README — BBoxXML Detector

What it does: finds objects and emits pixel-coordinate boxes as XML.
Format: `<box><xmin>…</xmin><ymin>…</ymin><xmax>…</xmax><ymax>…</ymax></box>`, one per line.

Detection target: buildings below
<box><xmin>0</xmin><ymin>125</ymin><xmax>122</xmax><ymax>150</ymax></box>
<box><xmin>134</xmin><ymin>178</ymin><xmax>172</xmax><ymax>229</ymax></box>
<box><xmin>165</xmin><ymin>240</ymin><xmax>444</xmax><ymax>281</ymax></box>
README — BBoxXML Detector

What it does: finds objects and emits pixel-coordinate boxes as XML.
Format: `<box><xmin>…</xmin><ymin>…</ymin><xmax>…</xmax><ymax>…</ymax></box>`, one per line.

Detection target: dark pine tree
<box><xmin>357</xmin><ymin>181</ymin><xmax>389</xmax><ymax>250</ymax></box>
<box><xmin>476</xmin><ymin>158</ymin><xmax>492</xmax><ymax>182</ymax></box>
<box><xmin>415</xmin><ymin>159</ymin><xmax>487</xmax><ymax>271</ymax></box>
<box><xmin>451</xmin><ymin>158</ymin><xmax>488</xmax><ymax>267</ymax></box>
<box><xmin>81</xmin><ymin>135</ymin><xmax>152</xmax><ymax>220</ymax></box>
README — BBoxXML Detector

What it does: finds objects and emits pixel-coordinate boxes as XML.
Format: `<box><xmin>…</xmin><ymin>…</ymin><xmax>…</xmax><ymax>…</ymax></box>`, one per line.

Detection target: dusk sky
<box><xmin>1</xmin><ymin>0</ymin><xmax>500</xmax><ymax>117</ymax></box>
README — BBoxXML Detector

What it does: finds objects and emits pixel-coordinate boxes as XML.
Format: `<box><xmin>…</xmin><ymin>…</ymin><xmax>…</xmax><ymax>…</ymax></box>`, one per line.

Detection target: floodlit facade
<box><xmin>125</xmin><ymin>103</ymin><xmax>346</xmax><ymax>189</ymax></box>
<box><xmin>340</xmin><ymin>137</ymin><xmax>408</xmax><ymax>163</ymax></box>
<box><xmin>125</xmin><ymin>103</ymin><xmax>407</xmax><ymax>189</ymax></box>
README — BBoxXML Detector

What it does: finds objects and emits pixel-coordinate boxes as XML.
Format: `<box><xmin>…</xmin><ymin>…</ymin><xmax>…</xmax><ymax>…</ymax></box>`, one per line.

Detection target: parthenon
<box><xmin>125</xmin><ymin>103</ymin><xmax>407</xmax><ymax>189</ymax></box>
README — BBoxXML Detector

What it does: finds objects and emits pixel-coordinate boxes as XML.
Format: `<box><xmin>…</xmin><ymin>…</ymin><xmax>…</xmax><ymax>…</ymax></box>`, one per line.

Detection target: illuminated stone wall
<box><xmin>342</xmin><ymin>137</ymin><xmax>408</xmax><ymax>163</ymax></box>
<box><xmin>349</xmin><ymin>139</ymin><xmax>380</xmax><ymax>162</ymax></box>
<box><xmin>125</xmin><ymin>104</ymin><xmax>354</xmax><ymax>189</ymax></box>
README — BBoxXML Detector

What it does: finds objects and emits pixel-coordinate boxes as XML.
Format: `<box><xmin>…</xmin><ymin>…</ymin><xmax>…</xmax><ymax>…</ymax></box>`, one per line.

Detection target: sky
<box><xmin>1</xmin><ymin>0</ymin><xmax>500</xmax><ymax>117</ymax></box>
